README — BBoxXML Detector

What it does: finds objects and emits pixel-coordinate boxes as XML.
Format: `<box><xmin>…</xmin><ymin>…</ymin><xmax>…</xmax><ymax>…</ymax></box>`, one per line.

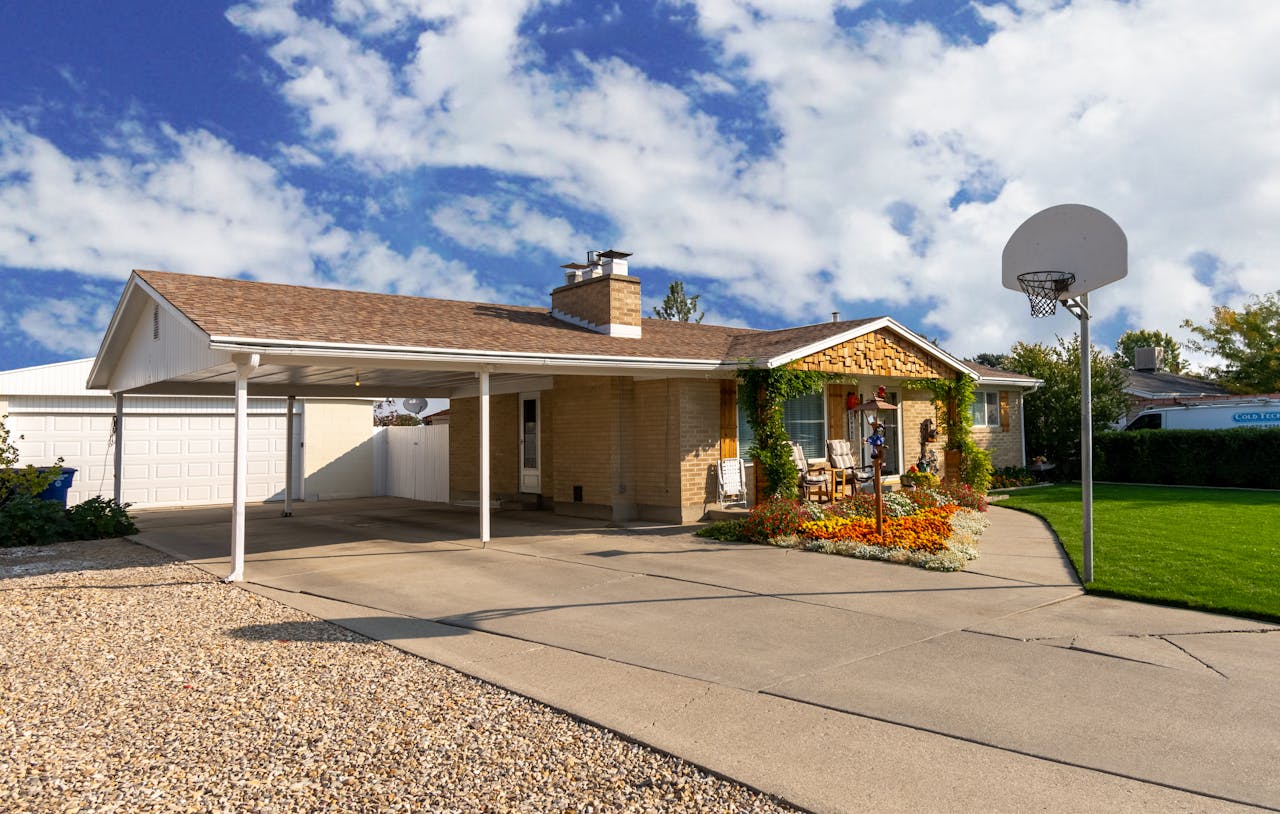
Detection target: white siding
<box><xmin>107</xmin><ymin>293</ymin><xmax>229</xmax><ymax>393</ymax></box>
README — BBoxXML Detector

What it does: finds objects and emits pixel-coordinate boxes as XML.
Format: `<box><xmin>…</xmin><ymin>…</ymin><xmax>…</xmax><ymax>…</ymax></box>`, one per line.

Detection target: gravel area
<box><xmin>0</xmin><ymin>539</ymin><xmax>797</xmax><ymax>813</ymax></box>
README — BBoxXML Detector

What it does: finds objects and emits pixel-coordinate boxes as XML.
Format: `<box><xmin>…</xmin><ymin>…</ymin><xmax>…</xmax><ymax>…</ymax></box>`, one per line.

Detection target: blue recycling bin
<box><xmin>35</xmin><ymin>468</ymin><xmax>77</xmax><ymax>507</ymax></box>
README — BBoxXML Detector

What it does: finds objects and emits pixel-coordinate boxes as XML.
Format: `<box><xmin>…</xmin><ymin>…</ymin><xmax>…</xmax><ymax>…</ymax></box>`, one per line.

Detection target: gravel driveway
<box><xmin>0</xmin><ymin>538</ymin><xmax>796</xmax><ymax>813</ymax></box>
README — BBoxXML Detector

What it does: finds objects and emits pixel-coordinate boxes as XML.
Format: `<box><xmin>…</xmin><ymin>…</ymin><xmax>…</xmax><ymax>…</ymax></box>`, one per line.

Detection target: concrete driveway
<box><xmin>133</xmin><ymin>498</ymin><xmax>1280</xmax><ymax>813</ymax></box>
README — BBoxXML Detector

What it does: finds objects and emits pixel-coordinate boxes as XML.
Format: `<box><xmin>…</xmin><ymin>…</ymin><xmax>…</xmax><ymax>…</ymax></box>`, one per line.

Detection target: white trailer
<box><xmin>1124</xmin><ymin>396</ymin><xmax>1280</xmax><ymax>431</ymax></box>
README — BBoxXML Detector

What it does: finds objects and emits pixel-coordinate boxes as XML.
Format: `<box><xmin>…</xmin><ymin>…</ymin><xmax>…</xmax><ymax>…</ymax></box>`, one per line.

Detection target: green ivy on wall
<box><xmin>737</xmin><ymin>367</ymin><xmax>839</xmax><ymax>500</ymax></box>
<box><xmin>904</xmin><ymin>374</ymin><xmax>992</xmax><ymax>492</ymax></box>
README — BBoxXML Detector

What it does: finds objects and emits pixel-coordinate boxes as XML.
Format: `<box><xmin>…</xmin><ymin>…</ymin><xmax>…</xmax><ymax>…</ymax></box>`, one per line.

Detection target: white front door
<box><xmin>519</xmin><ymin>393</ymin><xmax>541</xmax><ymax>493</ymax></box>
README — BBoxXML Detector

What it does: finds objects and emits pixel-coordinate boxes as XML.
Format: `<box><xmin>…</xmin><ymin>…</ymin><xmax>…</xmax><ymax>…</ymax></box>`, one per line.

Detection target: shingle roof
<box><xmin>1123</xmin><ymin>369</ymin><xmax>1229</xmax><ymax>399</ymax></box>
<box><xmin>964</xmin><ymin>361</ymin><xmax>1040</xmax><ymax>384</ymax></box>
<box><xmin>136</xmin><ymin>270</ymin><xmax>753</xmax><ymax>361</ymax></box>
<box><xmin>133</xmin><ymin>269</ymin><xmax>1014</xmax><ymax>384</ymax></box>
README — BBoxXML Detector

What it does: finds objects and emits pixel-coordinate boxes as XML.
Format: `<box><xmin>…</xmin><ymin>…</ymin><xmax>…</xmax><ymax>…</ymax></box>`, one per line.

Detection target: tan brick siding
<box><xmin>676</xmin><ymin>379</ymin><xmax>722</xmax><ymax>519</ymax></box>
<box><xmin>633</xmin><ymin>380</ymin><xmax>677</xmax><ymax>508</ymax></box>
<box><xmin>972</xmin><ymin>389</ymin><xmax>1025</xmax><ymax>468</ymax></box>
<box><xmin>901</xmin><ymin>393</ymin><xmax>948</xmax><ymax>474</ymax></box>
<box><xmin>549</xmin><ymin>375</ymin><xmax>619</xmax><ymax>510</ymax></box>
<box><xmin>791</xmin><ymin>329</ymin><xmax>953</xmax><ymax>378</ymax></box>
<box><xmin>448</xmin><ymin>393</ymin><xmax>519</xmax><ymax>499</ymax></box>
<box><xmin>550</xmin><ymin>275</ymin><xmax>641</xmax><ymax>330</ymax></box>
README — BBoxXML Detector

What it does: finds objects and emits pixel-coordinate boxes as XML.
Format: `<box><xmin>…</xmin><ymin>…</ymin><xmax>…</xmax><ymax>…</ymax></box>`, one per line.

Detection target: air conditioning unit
<box><xmin>1134</xmin><ymin>347</ymin><xmax>1164</xmax><ymax>372</ymax></box>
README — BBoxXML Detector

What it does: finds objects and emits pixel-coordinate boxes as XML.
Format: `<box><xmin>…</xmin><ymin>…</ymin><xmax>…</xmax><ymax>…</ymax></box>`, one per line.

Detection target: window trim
<box><xmin>971</xmin><ymin>390</ymin><xmax>1001</xmax><ymax>427</ymax></box>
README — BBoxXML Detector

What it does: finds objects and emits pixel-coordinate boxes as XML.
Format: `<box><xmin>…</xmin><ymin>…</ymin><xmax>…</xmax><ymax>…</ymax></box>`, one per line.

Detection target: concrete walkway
<box><xmin>132</xmin><ymin>499</ymin><xmax>1280</xmax><ymax>813</ymax></box>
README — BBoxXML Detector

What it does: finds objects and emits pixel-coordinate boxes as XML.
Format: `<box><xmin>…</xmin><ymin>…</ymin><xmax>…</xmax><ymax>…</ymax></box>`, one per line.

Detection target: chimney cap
<box><xmin>598</xmin><ymin>249</ymin><xmax>632</xmax><ymax>260</ymax></box>
<box><xmin>561</xmin><ymin>262</ymin><xmax>590</xmax><ymax>270</ymax></box>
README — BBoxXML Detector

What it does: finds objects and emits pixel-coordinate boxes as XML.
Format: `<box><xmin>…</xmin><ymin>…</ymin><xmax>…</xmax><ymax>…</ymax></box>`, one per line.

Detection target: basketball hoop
<box><xmin>1016</xmin><ymin>270</ymin><xmax>1076</xmax><ymax>318</ymax></box>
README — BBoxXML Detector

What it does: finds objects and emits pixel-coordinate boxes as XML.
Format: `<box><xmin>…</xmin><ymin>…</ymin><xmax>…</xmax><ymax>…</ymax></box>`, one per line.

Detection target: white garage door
<box><xmin>9</xmin><ymin>400</ymin><xmax>298</xmax><ymax>509</ymax></box>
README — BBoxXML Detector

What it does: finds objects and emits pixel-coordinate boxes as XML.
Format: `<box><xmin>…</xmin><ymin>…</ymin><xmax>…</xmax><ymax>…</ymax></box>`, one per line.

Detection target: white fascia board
<box><xmin>87</xmin><ymin>273</ymin><xmax>211</xmax><ymax>391</ymax></box>
<box><xmin>976</xmin><ymin>374</ymin><xmax>1043</xmax><ymax>388</ymax></box>
<box><xmin>207</xmin><ymin>336</ymin><xmax>730</xmax><ymax>375</ymax></box>
<box><xmin>763</xmin><ymin>316</ymin><xmax>979</xmax><ymax>379</ymax></box>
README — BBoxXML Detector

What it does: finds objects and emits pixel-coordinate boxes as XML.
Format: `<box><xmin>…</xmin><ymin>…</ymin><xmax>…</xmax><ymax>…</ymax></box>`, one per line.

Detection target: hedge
<box><xmin>1095</xmin><ymin>428</ymin><xmax>1280</xmax><ymax>489</ymax></box>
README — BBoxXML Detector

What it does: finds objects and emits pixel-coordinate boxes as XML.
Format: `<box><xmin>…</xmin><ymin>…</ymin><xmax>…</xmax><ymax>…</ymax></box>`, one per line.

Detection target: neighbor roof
<box><xmin>1123</xmin><ymin>369</ymin><xmax>1230</xmax><ymax>400</ymax></box>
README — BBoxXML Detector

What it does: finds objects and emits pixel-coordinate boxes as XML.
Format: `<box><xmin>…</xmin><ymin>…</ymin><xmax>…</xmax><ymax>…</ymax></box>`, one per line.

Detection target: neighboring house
<box><xmin>423</xmin><ymin>409</ymin><xmax>451</xmax><ymax>425</ymax></box>
<box><xmin>1121</xmin><ymin>346</ymin><xmax>1229</xmax><ymax>422</ymax></box>
<box><xmin>0</xmin><ymin>358</ymin><xmax>378</xmax><ymax>508</ymax></box>
<box><xmin>88</xmin><ymin>252</ymin><xmax>1039</xmax><ymax>532</ymax></box>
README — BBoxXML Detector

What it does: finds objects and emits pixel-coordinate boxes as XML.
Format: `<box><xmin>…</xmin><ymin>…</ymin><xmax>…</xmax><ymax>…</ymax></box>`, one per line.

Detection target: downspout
<box><xmin>1020</xmin><ymin>381</ymin><xmax>1041</xmax><ymax>469</ymax></box>
<box><xmin>227</xmin><ymin>353</ymin><xmax>259</xmax><ymax>583</ymax></box>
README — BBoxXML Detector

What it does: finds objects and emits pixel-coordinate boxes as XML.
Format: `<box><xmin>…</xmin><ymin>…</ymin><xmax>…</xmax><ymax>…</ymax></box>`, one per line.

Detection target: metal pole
<box><xmin>1079</xmin><ymin>293</ymin><xmax>1094</xmax><ymax>584</ymax></box>
<box><xmin>479</xmin><ymin>369</ymin><xmax>491</xmax><ymax>546</ymax></box>
<box><xmin>283</xmin><ymin>395</ymin><xmax>295</xmax><ymax>517</ymax></box>
<box><xmin>113</xmin><ymin>393</ymin><xmax>124</xmax><ymax>505</ymax></box>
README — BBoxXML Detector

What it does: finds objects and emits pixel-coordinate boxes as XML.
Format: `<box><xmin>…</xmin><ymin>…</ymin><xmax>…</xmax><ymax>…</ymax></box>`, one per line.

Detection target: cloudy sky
<box><xmin>2</xmin><ymin>0</ymin><xmax>1277</xmax><ymax>374</ymax></box>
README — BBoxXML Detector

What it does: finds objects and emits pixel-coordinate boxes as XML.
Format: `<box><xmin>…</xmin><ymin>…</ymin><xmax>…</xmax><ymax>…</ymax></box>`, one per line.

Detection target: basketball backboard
<box><xmin>1002</xmin><ymin>204</ymin><xmax>1127</xmax><ymax>301</ymax></box>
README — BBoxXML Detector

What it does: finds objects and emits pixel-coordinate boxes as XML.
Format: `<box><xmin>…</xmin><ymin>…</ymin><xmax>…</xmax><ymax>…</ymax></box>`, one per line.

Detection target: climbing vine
<box><xmin>737</xmin><ymin>367</ymin><xmax>840</xmax><ymax>500</ymax></box>
<box><xmin>904</xmin><ymin>374</ymin><xmax>992</xmax><ymax>492</ymax></box>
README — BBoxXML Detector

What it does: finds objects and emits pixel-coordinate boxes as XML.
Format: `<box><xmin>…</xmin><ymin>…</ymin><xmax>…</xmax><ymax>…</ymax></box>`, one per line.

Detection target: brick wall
<box><xmin>972</xmin><ymin>390</ymin><xmax>1025</xmax><ymax>468</ymax></box>
<box><xmin>792</xmin><ymin>329</ymin><xmax>954</xmax><ymax>378</ymax></box>
<box><xmin>549</xmin><ymin>375</ymin><xmax>620</xmax><ymax>515</ymax></box>
<box><xmin>448</xmin><ymin>393</ymin><xmax>519</xmax><ymax>499</ymax></box>
<box><xmin>549</xmin><ymin>275</ymin><xmax>641</xmax><ymax>332</ymax></box>
<box><xmin>676</xmin><ymin>379</ymin><xmax>721</xmax><ymax>521</ymax></box>
<box><xmin>632</xmin><ymin>379</ymin><xmax>676</xmax><ymax>509</ymax></box>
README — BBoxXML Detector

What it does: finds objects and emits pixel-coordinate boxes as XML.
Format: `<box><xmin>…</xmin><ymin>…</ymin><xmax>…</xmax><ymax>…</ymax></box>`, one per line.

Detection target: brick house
<box><xmin>90</xmin><ymin>252</ymin><xmax>1039</xmax><ymax>539</ymax></box>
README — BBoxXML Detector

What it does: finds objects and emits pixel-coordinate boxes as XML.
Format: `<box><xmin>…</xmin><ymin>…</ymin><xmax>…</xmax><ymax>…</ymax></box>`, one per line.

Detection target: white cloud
<box><xmin>213</xmin><ymin>0</ymin><xmax>1280</xmax><ymax>358</ymax></box>
<box><xmin>16</xmin><ymin>298</ymin><xmax>115</xmax><ymax>357</ymax></box>
<box><xmin>0</xmin><ymin>118</ymin><xmax>501</xmax><ymax>353</ymax></box>
<box><xmin>431</xmin><ymin>195</ymin><xmax>594</xmax><ymax>257</ymax></box>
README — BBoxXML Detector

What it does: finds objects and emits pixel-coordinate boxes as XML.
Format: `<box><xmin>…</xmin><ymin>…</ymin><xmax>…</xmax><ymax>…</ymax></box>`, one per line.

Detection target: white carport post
<box><xmin>227</xmin><ymin>353</ymin><xmax>259</xmax><ymax>582</ymax></box>
<box><xmin>282</xmin><ymin>395</ymin><xmax>295</xmax><ymax>517</ymax></box>
<box><xmin>113</xmin><ymin>393</ymin><xmax>124</xmax><ymax>504</ymax></box>
<box><xmin>479</xmin><ymin>368</ymin><xmax>491</xmax><ymax>546</ymax></box>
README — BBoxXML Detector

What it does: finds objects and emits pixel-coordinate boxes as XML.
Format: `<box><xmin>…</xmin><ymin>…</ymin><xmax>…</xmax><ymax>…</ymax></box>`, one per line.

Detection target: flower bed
<box><xmin>698</xmin><ymin>486</ymin><xmax>990</xmax><ymax>571</ymax></box>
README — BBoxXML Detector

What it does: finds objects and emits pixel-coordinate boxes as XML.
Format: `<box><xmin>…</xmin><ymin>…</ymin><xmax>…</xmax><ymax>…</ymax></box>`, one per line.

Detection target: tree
<box><xmin>1181</xmin><ymin>291</ymin><xmax>1280</xmax><ymax>393</ymax></box>
<box><xmin>1114</xmin><ymin>329</ymin><xmax>1186</xmax><ymax>373</ymax></box>
<box><xmin>1005</xmin><ymin>336</ymin><xmax>1129</xmax><ymax>478</ymax></box>
<box><xmin>373</xmin><ymin>399</ymin><xmax>423</xmax><ymax>427</ymax></box>
<box><xmin>966</xmin><ymin>352</ymin><xmax>1012</xmax><ymax>370</ymax></box>
<box><xmin>653</xmin><ymin>280</ymin><xmax>704</xmax><ymax>323</ymax></box>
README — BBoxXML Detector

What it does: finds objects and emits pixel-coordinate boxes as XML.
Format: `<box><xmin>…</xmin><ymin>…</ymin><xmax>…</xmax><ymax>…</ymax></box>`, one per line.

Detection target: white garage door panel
<box><xmin>12</xmin><ymin>409</ymin><xmax>295</xmax><ymax>508</ymax></box>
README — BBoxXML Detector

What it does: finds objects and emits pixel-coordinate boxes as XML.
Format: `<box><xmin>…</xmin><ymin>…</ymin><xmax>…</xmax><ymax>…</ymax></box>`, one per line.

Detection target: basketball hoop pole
<box><xmin>1063</xmin><ymin>292</ymin><xmax>1094</xmax><ymax>584</ymax></box>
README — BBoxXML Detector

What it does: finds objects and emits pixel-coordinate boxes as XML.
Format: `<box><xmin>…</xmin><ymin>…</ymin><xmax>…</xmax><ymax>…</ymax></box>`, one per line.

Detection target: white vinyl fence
<box><xmin>377</xmin><ymin>424</ymin><xmax>449</xmax><ymax>503</ymax></box>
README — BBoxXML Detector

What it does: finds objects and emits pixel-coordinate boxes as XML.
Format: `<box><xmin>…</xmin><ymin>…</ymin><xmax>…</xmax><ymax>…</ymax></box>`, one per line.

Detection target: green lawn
<box><xmin>997</xmin><ymin>483</ymin><xmax>1280</xmax><ymax>622</ymax></box>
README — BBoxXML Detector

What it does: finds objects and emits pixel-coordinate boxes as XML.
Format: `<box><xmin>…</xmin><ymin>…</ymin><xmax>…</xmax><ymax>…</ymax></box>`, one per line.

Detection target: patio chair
<box><xmin>787</xmin><ymin>441</ymin><xmax>830</xmax><ymax>503</ymax></box>
<box><xmin>827</xmin><ymin>439</ymin><xmax>873</xmax><ymax>497</ymax></box>
<box><xmin>716</xmin><ymin>457</ymin><xmax>748</xmax><ymax>509</ymax></box>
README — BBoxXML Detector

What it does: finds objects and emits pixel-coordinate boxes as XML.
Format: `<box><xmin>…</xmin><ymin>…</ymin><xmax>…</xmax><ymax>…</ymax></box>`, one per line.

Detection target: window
<box><xmin>971</xmin><ymin>391</ymin><xmax>1000</xmax><ymax>427</ymax></box>
<box><xmin>736</xmin><ymin>390</ymin><xmax>827</xmax><ymax>461</ymax></box>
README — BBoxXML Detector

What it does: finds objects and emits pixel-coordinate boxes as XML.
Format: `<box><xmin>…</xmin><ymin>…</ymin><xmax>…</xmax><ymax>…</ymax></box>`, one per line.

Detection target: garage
<box><xmin>1</xmin><ymin>359</ymin><xmax>376</xmax><ymax>509</ymax></box>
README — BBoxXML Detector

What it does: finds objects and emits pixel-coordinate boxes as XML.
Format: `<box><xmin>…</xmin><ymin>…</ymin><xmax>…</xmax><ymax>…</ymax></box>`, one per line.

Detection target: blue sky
<box><xmin>3</xmin><ymin>0</ymin><xmax>1278</xmax><ymax>374</ymax></box>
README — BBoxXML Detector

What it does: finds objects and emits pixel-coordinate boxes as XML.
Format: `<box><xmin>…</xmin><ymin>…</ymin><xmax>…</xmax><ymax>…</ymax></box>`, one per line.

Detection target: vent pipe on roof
<box><xmin>832</xmin><ymin>311</ymin><xmax>840</xmax><ymax>322</ymax></box>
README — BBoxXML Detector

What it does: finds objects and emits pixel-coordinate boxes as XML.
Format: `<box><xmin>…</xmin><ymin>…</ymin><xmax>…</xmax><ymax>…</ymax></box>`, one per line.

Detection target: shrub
<box><xmin>990</xmin><ymin>466</ymin><xmax>1036</xmax><ymax>489</ymax></box>
<box><xmin>695</xmin><ymin>519</ymin><xmax>747</xmax><ymax>542</ymax></box>
<box><xmin>0</xmin><ymin>495</ymin><xmax>73</xmax><ymax>547</ymax></box>
<box><xmin>740</xmin><ymin>498</ymin><xmax>808</xmax><ymax>543</ymax></box>
<box><xmin>1096</xmin><ymin>428</ymin><xmax>1280</xmax><ymax>489</ymax></box>
<box><xmin>67</xmin><ymin>497</ymin><xmax>139</xmax><ymax>539</ymax></box>
<box><xmin>899</xmin><ymin>467</ymin><xmax>941</xmax><ymax>490</ymax></box>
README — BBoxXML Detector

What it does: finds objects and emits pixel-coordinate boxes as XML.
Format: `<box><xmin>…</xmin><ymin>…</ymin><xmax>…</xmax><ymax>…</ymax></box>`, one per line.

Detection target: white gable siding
<box><xmin>107</xmin><ymin>294</ymin><xmax>228</xmax><ymax>393</ymax></box>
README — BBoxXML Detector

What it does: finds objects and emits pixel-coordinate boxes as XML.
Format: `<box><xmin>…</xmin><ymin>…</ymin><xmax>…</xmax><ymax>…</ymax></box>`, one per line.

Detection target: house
<box><xmin>88</xmin><ymin>251</ymin><xmax>1038</xmax><ymax>576</ymax></box>
<box><xmin>1121</xmin><ymin>346</ymin><xmax>1229</xmax><ymax>422</ymax></box>
<box><xmin>0</xmin><ymin>358</ymin><xmax>378</xmax><ymax>508</ymax></box>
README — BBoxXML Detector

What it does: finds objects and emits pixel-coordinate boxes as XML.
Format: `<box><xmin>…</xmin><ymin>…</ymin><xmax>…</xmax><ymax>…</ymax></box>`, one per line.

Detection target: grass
<box><xmin>997</xmin><ymin>483</ymin><xmax>1280</xmax><ymax>623</ymax></box>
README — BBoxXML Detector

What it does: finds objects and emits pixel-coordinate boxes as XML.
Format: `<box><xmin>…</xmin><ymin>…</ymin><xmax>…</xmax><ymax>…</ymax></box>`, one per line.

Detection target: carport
<box><xmin>87</xmin><ymin>268</ymin><xmax>730</xmax><ymax>581</ymax></box>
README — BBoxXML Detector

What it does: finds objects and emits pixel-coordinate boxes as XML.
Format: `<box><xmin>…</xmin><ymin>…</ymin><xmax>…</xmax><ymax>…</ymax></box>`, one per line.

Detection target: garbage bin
<box><xmin>35</xmin><ymin>468</ymin><xmax>77</xmax><ymax>507</ymax></box>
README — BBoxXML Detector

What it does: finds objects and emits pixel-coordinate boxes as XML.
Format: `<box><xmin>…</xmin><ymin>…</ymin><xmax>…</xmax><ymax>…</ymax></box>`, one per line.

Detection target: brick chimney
<box><xmin>550</xmin><ymin>249</ymin><xmax>641</xmax><ymax>338</ymax></box>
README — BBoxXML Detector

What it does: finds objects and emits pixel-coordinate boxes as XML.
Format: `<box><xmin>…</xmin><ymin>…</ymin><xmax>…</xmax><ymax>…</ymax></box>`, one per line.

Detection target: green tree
<box><xmin>653</xmin><ymin>280</ymin><xmax>704</xmax><ymax>323</ymax></box>
<box><xmin>966</xmin><ymin>352</ymin><xmax>1012</xmax><ymax>370</ymax></box>
<box><xmin>1005</xmin><ymin>336</ymin><xmax>1129</xmax><ymax>478</ymax></box>
<box><xmin>1114</xmin><ymin>329</ymin><xmax>1186</xmax><ymax>373</ymax></box>
<box><xmin>1181</xmin><ymin>291</ymin><xmax>1280</xmax><ymax>393</ymax></box>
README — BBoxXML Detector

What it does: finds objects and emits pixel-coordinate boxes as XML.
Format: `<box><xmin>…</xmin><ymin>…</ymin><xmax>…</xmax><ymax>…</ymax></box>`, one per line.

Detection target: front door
<box><xmin>519</xmin><ymin>393</ymin><xmax>541</xmax><ymax>493</ymax></box>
